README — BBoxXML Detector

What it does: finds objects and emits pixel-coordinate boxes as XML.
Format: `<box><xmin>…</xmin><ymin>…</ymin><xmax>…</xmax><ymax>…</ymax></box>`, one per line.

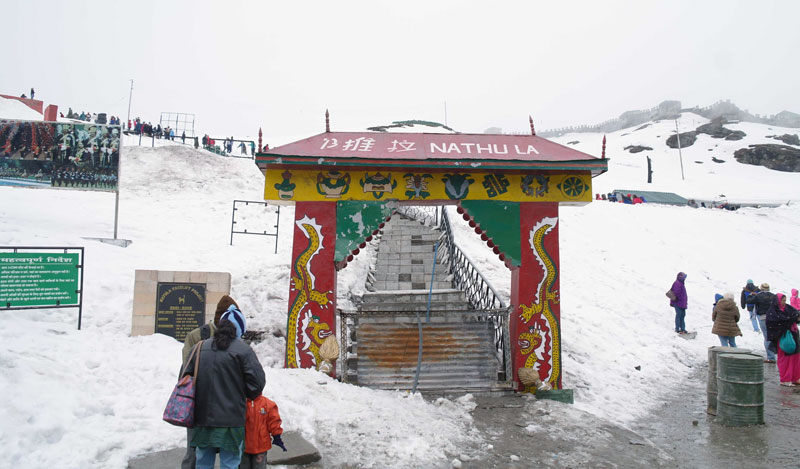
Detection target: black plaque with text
<box><xmin>155</xmin><ymin>282</ymin><xmax>206</xmax><ymax>342</ymax></box>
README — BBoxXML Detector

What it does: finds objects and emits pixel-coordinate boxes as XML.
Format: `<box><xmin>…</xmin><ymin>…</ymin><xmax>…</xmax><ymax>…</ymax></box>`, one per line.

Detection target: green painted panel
<box><xmin>335</xmin><ymin>201</ymin><xmax>393</xmax><ymax>262</ymax></box>
<box><xmin>0</xmin><ymin>252</ymin><xmax>80</xmax><ymax>307</ymax></box>
<box><xmin>460</xmin><ymin>200</ymin><xmax>521</xmax><ymax>266</ymax></box>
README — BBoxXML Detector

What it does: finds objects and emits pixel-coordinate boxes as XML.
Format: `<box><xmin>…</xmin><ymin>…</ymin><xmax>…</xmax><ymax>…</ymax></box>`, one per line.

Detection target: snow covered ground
<box><xmin>550</xmin><ymin>112</ymin><xmax>800</xmax><ymax>202</ymax></box>
<box><xmin>1</xmin><ymin>122</ymin><xmax>800</xmax><ymax>467</ymax></box>
<box><xmin>0</xmin><ymin>96</ymin><xmax>44</xmax><ymax>121</ymax></box>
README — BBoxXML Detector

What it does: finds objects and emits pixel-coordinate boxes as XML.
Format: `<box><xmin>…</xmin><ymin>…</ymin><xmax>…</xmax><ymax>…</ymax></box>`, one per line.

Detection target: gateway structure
<box><xmin>256</xmin><ymin>118</ymin><xmax>608</xmax><ymax>392</ymax></box>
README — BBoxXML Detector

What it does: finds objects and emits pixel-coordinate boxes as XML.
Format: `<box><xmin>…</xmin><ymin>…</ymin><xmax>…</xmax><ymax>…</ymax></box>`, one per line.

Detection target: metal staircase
<box><xmin>340</xmin><ymin>208</ymin><xmax>512</xmax><ymax>394</ymax></box>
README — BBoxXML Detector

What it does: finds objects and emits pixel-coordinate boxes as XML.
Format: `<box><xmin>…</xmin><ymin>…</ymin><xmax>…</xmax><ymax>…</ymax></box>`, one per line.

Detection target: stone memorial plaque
<box><xmin>155</xmin><ymin>282</ymin><xmax>206</xmax><ymax>342</ymax></box>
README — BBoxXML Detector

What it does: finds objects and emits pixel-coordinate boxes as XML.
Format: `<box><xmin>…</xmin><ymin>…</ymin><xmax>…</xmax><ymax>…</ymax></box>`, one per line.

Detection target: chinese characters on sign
<box><xmin>317</xmin><ymin>137</ymin><xmax>539</xmax><ymax>157</ymax></box>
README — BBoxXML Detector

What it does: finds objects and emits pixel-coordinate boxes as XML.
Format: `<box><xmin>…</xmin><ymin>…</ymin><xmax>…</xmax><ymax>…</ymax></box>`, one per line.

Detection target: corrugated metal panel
<box><xmin>355</xmin><ymin>320</ymin><xmax>499</xmax><ymax>391</ymax></box>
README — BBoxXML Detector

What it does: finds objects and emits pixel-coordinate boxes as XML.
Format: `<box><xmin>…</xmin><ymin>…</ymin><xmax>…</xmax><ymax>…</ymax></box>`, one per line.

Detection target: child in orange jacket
<box><xmin>241</xmin><ymin>395</ymin><xmax>286</xmax><ymax>469</ymax></box>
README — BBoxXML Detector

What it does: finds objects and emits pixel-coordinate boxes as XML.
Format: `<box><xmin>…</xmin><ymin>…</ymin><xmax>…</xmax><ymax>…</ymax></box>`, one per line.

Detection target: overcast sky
<box><xmin>2</xmin><ymin>0</ymin><xmax>798</xmax><ymax>144</ymax></box>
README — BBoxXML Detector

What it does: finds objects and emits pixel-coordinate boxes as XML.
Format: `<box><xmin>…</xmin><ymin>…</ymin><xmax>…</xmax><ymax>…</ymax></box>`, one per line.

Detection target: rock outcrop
<box><xmin>768</xmin><ymin>134</ymin><xmax>800</xmax><ymax>146</ymax></box>
<box><xmin>695</xmin><ymin>117</ymin><xmax>746</xmax><ymax>141</ymax></box>
<box><xmin>734</xmin><ymin>144</ymin><xmax>800</xmax><ymax>172</ymax></box>
<box><xmin>666</xmin><ymin>132</ymin><xmax>697</xmax><ymax>149</ymax></box>
<box><xmin>623</xmin><ymin>145</ymin><xmax>653</xmax><ymax>153</ymax></box>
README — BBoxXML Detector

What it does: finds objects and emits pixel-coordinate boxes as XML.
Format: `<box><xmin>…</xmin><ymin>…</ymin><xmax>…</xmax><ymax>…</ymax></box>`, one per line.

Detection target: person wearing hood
<box><xmin>669</xmin><ymin>272</ymin><xmax>688</xmax><ymax>334</ymax></box>
<box><xmin>740</xmin><ymin>279</ymin><xmax>760</xmax><ymax>332</ymax></box>
<box><xmin>766</xmin><ymin>293</ymin><xmax>800</xmax><ymax>386</ymax></box>
<box><xmin>180</xmin><ymin>295</ymin><xmax>239</xmax><ymax>469</ymax></box>
<box><xmin>712</xmin><ymin>292</ymin><xmax>742</xmax><ymax>347</ymax></box>
<box><xmin>746</xmin><ymin>283</ymin><xmax>777</xmax><ymax>363</ymax></box>
<box><xmin>791</xmin><ymin>289</ymin><xmax>800</xmax><ymax>310</ymax></box>
<box><xmin>184</xmin><ymin>305</ymin><xmax>266</xmax><ymax>468</ymax></box>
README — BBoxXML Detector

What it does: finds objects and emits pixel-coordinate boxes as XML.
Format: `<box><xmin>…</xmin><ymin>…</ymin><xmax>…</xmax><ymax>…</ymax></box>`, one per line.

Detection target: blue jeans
<box><xmin>748</xmin><ymin>308</ymin><xmax>760</xmax><ymax>332</ymax></box>
<box><xmin>674</xmin><ymin>307</ymin><xmax>686</xmax><ymax>332</ymax></box>
<box><xmin>757</xmin><ymin>315</ymin><xmax>775</xmax><ymax>360</ymax></box>
<box><xmin>718</xmin><ymin>336</ymin><xmax>737</xmax><ymax>347</ymax></box>
<box><xmin>196</xmin><ymin>445</ymin><xmax>243</xmax><ymax>469</ymax></box>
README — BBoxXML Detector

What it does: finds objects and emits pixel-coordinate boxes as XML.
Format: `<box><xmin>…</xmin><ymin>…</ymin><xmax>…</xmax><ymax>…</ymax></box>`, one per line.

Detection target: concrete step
<box><xmin>372</xmin><ymin>272</ymin><xmax>452</xmax><ymax>282</ymax></box>
<box><xmin>358</xmin><ymin>301</ymin><xmax>471</xmax><ymax>313</ymax></box>
<box><xmin>370</xmin><ymin>281</ymin><xmax>454</xmax><ymax>291</ymax></box>
<box><xmin>361</xmin><ymin>289</ymin><xmax>466</xmax><ymax>304</ymax></box>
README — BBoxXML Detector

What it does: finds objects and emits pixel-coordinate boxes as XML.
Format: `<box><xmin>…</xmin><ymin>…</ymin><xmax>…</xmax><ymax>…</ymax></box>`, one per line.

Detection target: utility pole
<box><xmin>675</xmin><ymin>119</ymin><xmax>685</xmax><ymax>181</ymax></box>
<box><xmin>126</xmin><ymin>79</ymin><xmax>134</xmax><ymax>124</ymax></box>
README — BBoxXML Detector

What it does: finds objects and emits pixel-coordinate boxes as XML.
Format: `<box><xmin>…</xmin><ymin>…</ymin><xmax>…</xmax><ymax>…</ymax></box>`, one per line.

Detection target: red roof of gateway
<box><xmin>257</xmin><ymin>132</ymin><xmax>608</xmax><ymax>175</ymax></box>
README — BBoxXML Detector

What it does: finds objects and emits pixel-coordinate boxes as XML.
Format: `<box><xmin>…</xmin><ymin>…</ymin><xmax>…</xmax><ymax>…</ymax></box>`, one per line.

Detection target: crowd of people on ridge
<box><xmin>597</xmin><ymin>192</ymin><xmax>646</xmax><ymax>204</ymax></box>
<box><xmin>667</xmin><ymin>273</ymin><xmax>800</xmax><ymax>387</ymax></box>
<box><xmin>62</xmin><ymin>107</ymin><xmax>120</xmax><ymax>125</ymax></box>
<box><xmin>127</xmin><ymin>117</ymin><xmax>186</xmax><ymax>142</ymax></box>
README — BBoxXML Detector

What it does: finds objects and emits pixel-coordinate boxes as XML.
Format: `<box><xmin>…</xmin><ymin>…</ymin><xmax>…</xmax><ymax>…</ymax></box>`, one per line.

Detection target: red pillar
<box><xmin>44</xmin><ymin>105</ymin><xmax>58</xmax><ymax>122</ymax></box>
<box><xmin>285</xmin><ymin>201</ymin><xmax>338</xmax><ymax>373</ymax></box>
<box><xmin>510</xmin><ymin>202</ymin><xmax>562</xmax><ymax>391</ymax></box>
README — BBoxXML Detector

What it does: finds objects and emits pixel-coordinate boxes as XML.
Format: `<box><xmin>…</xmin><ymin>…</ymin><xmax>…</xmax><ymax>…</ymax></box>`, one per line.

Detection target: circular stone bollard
<box><xmin>716</xmin><ymin>353</ymin><xmax>765</xmax><ymax>426</ymax></box>
<box><xmin>706</xmin><ymin>346</ymin><xmax>752</xmax><ymax>415</ymax></box>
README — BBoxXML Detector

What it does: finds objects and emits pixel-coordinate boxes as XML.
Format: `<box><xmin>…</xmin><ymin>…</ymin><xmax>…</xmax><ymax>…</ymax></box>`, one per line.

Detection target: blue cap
<box><xmin>220</xmin><ymin>305</ymin><xmax>246</xmax><ymax>338</ymax></box>
<box><xmin>715</xmin><ymin>293</ymin><xmax>724</xmax><ymax>302</ymax></box>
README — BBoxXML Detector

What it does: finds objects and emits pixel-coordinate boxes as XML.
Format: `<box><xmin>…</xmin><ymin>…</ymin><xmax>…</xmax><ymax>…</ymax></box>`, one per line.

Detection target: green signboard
<box><xmin>0</xmin><ymin>252</ymin><xmax>80</xmax><ymax>307</ymax></box>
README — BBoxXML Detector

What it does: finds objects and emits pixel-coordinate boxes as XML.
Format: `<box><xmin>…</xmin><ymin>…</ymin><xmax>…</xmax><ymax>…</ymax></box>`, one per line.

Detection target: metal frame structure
<box><xmin>0</xmin><ymin>246</ymin><xmax>85</xmax><ymax>329</ymax></box>
<box><xmin>159</xmin><ymin>112</ymin><xmax>196</xmax><ymax>138</ymax></box>
<box><xmin>229</xmin><ymin>200</ymin><xmax>280</xmax><ymax>252</ymax></box>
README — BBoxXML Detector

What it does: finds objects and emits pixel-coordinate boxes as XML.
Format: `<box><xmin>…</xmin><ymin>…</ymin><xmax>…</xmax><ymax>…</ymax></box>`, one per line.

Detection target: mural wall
<box><xmin>285</xmin><ymin>202</ymin><xmax>338</xmax><ymax>371</ymax></box>
<box><xmin>267</xmin><ymin>168</ymin><xmax>591</xmax><ymax>203</ymax></box>
<box><xmin>0</xmin><ymin>119</ymin><xmax>120</xmax><ymax>191</ymax></box>
<box><xmin>511</xmin><ymin>202</ymin><xmax>562</xmax><ymax>391</ymax></box>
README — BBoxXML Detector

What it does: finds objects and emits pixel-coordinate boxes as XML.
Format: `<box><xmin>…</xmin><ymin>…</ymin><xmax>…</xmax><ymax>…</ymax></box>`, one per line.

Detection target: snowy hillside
<box><xmin>0</xmin><ymin>96</ymin><xmax>43</xmax><ymax>121</ymax></box>
<box><xmin>1</xmin><ymin>132</ymin><xmax>800</xmax><ymax>468</ymax></box>
<box><xmin>550</xmin><ymin>112</ymin><xmax>800</xmax><ymax>202</ymax></box>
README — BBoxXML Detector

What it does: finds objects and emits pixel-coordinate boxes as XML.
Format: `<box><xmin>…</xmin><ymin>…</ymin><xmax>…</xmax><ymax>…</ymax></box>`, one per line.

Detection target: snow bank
<box><xmin>550</xmin><ymin>113</ymin><xmax>800</xmax><ymax>201</ymax></box>
<box><xmin>0</xmin><ymin>96</ymin><xmax>44</xmax><ymax>121</ymax></box>
<box><xmin>1</xmin><ymin>125</ymin><xmax>800</xmax><ymax>467</ymax></box>
<box><xmin>0</xmin><ymin>139</ymin><xmax>483</xmax><ymax>468</ymax></box>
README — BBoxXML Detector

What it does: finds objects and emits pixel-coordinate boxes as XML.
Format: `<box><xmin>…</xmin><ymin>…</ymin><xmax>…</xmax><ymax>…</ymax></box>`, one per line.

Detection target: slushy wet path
<box><xmin>632</xmin><ymin>361</ymin><xmax>800</xmax><ymax>468</ymax></box>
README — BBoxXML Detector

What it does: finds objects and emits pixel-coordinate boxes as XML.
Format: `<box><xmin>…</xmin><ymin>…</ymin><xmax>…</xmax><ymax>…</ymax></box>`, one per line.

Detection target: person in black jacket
<box><xmin>185</xmin><ymin>305</ymin><xmax>266</xmax><ymax>469</ymax></box>
<box><xmin>740</xmin><ymin>279</ymin><xmax>760</xmax><ymax>332</ymax></box>
<box><xmin>747</xmin><ymin>283</ymin><xmax>777</xmax><ymax>362</ymax></box>
<box><xmin>179</xmin><ymin>295</ymin><xmax>239</xmax><ymax>469</ymax></box>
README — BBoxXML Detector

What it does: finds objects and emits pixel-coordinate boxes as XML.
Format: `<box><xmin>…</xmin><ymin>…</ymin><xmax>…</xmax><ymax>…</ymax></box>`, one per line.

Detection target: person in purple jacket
<box><xmin>670</xmin><ymin>272</ymin><xmax>688</xmax><ymax>334</ymax></box>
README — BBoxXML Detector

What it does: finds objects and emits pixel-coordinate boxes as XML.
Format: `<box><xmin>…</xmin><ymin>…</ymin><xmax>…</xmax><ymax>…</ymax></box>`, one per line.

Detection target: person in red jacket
<box><xmin>241</xmin><ymin>395</ymin><xmax>287</xmax><ymax>468</ymax></box>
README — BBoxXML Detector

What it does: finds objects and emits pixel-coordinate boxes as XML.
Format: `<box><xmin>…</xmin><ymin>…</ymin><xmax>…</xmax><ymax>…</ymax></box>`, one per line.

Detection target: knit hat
<box><xmin>760</xmin><ymin>283</ymin><xmax>770</xmax><ymax>291</ymax></box>
<box><xmin>214</xmin><ymin>295</ymin><xmax>239</xmax><ymax>326</ymax></box>
<box><xmin>714</xmin><ymin>293</ymin><xmax>723</xmax><ymax>303</ymax></box>
<box><xmin>220</xmin><ymin>305</ymin><xmax>246</xmax><ymax>338</ymax></box>
<box><xmin>746</xmin><ymin>279</ymin><xmax>754</xmax><ymax>285</ymax></box>
<box><xmin>723</xmin><ymin>292</ymin><xmax>734</xmax><ymax>301</ymax></box>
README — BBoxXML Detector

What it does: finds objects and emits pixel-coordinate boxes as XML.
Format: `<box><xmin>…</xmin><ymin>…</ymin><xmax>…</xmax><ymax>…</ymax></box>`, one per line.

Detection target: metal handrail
<box><xmin>438</xmin><ymin>208</ymin><xmax>506</xmax><ymax>310</ymax></box>
<box><xmin>394</xmin><ymin>205</ymin><xmax>439</xmax><ymax>226</ymax></box>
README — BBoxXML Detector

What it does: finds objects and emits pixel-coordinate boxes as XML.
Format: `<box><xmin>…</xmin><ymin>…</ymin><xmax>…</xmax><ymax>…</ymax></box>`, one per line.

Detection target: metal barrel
<box><xmin>706</xmin><ymin>346</ymin><xmax>751</xmax><ymax>415</ymax></box>
<box><xmin>716</xmin><ymin>353</ymin><xmax>765</xmax><ymax>426</ymax></box>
